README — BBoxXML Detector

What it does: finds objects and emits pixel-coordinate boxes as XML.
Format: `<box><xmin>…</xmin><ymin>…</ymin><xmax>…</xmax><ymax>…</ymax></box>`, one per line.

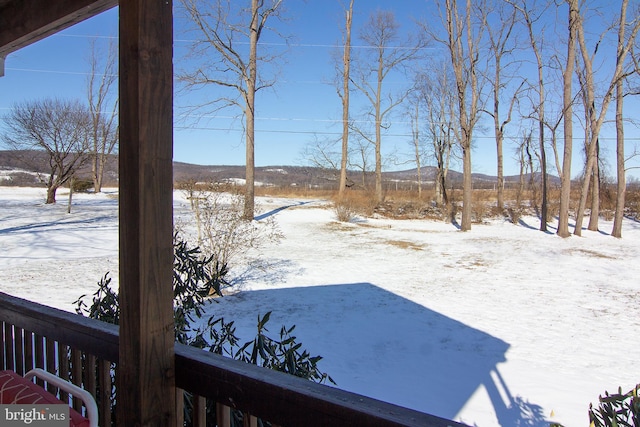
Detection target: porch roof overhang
<box><xmin>0</xmin><ymin>0</ymin><xmax>118</xmax><ymax>74</ymax></box>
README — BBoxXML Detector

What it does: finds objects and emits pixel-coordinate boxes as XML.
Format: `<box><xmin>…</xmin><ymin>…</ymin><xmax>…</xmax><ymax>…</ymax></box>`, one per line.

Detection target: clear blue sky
<box><xmin>1</xmin><ymin>1</ymin><xmax>638</xmax><ymax>179</ymax></box>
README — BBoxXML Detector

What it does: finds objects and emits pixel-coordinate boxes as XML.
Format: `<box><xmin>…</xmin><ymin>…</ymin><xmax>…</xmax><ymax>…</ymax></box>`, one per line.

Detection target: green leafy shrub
<box><xmin>75</xmin><ymin>236</ymin><xmax>332</xmax><ymax>426</ymax></box>
<box><xmin>589</xmin><ymin>384</ymin><xmax>639</xmax><ymax>427</ymax></box>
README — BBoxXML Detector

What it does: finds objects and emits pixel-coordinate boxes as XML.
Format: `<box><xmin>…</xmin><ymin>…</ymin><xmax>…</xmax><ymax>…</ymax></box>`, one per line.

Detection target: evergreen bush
<box><xmin>75</xmin><ymin>236</ymin><xmax>333</xmax><ymax>426</ymax></box>
<box><xmin>589</xmin><ymin>384</ymin><xmax>639</xmax><ymax>427</ymax></box>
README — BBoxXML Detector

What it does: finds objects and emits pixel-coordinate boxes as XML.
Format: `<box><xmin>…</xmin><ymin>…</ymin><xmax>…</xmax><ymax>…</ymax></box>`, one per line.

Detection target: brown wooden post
<box><xmin>117</xmin><ymin>0</ymin><xmax>176</xmax><ymax>425</ymax></box>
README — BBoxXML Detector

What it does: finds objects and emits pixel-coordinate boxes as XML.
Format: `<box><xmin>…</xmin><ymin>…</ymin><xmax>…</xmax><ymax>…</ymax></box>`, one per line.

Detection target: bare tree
<box><xmin>408</xmin><ymin>96</ymin><xmax>424</xmax><ymax>199</ymax></box>
<box><xmin>612</xmin><ymin>68</ymin><xmax>625</xmax><ymax>238</ymax></box>
<box><xmin>350</xmin><ymin>135</ymin><xmax>374</xmax><ymax>189</ymax></box>
<box><xmin>575</xmin><ymin>62</ymin><xmax>600</xmax><ymax>232</ymax></box>
<box><xmin>612</xmin><ymin>3</ymin><xmax>640</xmax><ymax>237</ymax></box>
<box><xmin>572</xmin><ymin>0</ymin><xmax>640</xmax><ymax>236</ymax></box>
<box><xmin>337</xmin><ymin>0</ymin><xmax>355</xmax><ymax>200</ymax></box>
<box><xmin>480</xmin><ymin>0</ymin><xmax>522</xmax><ymax>213</ymax></box>
<box><xmin>430</xmin><ymin>0</ymin><xmax>486</xmax><ymax>231</ymax></box>
<box><xmin>415</xmin><ymin>62</ymin><xmax>457</xmax><ymax>207</ymax></box>
<box><xmin>301</xmin><ymin>135</ymin><xmax>342</xmax><ymax>173</ymax></box>
<box><xmin>515</xmin><ymin>130</ymin><xmax>535</xmax><ymax>211</ymax></box>
<box><xmin>2</xmin><ymin>98</ymin><xmax>91</xmax><ymax>204</ymax></box>
<box><xmin>86</xmin><ymin>38</ymin><xmax>118</xmax><ymax>193</ymax></box>
<box><xmin>178</xmin><ymin>0</ymin><xmax>285</xmax><ymax>220</ymax></box>
<box><xmin>511</xmin><ymin>0</ymin><xmax>551</xmax><ymax>231</ymax></box>
<box><xmin>557</xmin><ymin>0</ymin><xmax>579</xmax><ymax>238</ymax></box>
<box><xmin>350</xmin><ymin>9</ymin><xmax>424</xmax><ymax>204</ymax></box>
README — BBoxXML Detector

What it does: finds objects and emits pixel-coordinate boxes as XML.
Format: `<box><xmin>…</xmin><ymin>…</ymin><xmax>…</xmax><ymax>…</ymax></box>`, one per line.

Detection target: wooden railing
<box><xmin>0</xmin><ymin>292</ymin><xmax>466</xmax><ymax>427</ymax></box>
<box><xmin>0</xmin><ymin>291</ymin><xmax>117</xmax><ymax>426</ymax></box>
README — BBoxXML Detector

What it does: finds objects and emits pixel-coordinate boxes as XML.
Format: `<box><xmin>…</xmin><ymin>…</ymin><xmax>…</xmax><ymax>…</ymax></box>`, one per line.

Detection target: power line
<box><xmin>5</xmin><ymin>67</ymin><xmax>93</xmax><ymax>76</ymax></box>
<box><xmin>56</xmin><ymin>33</ymin><xmax>437</xmax><ymax>51</ymax></box>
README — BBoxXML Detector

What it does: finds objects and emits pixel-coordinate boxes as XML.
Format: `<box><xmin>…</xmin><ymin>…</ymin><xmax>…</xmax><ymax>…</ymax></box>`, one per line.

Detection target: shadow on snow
<box><xmin>211</xmin><ymin>283</ymin><xmax>549</xmax><ymax>426</ymax></box>
<box><xmin>254</xmin><ymin>201</ymin><xmax>314</xmax><ymax>221</ymax></box>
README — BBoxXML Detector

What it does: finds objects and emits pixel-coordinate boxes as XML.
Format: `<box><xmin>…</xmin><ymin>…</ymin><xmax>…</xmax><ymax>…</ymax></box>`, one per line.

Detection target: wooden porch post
<box><xmin>117</xmin><ymin>1</ymin><xmax>176</xmax><ymax>425</ymax></box>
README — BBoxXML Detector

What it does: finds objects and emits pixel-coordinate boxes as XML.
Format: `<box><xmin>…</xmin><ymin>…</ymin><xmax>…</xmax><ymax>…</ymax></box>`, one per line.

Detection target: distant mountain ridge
<box><xmin>0</xmin><ymin>150</ymin><xmax>557</xmax><ymax>189</ymax></box>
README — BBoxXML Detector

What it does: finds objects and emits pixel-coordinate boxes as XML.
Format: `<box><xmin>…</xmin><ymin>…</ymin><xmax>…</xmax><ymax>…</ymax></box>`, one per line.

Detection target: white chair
<box><xmin>24</xmin><ymin>368</ymin><xmax>99</xmax><ymax>427</ymax></box>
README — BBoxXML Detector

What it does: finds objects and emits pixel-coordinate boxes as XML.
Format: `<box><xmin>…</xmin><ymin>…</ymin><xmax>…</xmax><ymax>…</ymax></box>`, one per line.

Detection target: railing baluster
<box><xmin>34</xmin><ymin>333</ymin><xmax>45</xmax><ymax>387</ymax></box>
<box><xmin>98</xmin><ymin>359</ymin><xmax>112</xmax><ymax>427</ymax></box>
<box><xmin>46</xmin><ymin>337</ymin><xmax>57</xmax><ymax>394</ymax></box>
<box><xmin>0</xmin><ymin>322</ymin><xmax>4</xmax><ymax>370</ymax></box>
<box><xmin>193</xmin><ymin>395</ymin><xmax>206</xmax><ymax>427</ymax></box>
<box><xmin>243</xmin><ymin>413</ymin><xmax>258</xmax><ymax>427</ymax></box>
<box><xmin>4</xmin><ymin>323</ymin><xmax>14</xmax><ymax>371</ymax></box>
<box><xmin>58</xmin><ymin>343</ymin><xmax>70</xmax><ymax>404</ymax></box>
<box><xmin>216</xmin><ymin>403</ymin><xmax>231</xmax><ymax>427</ymax></box>
<box><xmin>71</xmin><ymin>348</ymin><xmax>83</xmax><ymax>412</ymax></box>
<box><xmin>175</xmin><ymin>387</ymin><xmax>184</xmax><ymax>427</ymax></box>
<box><xmin>24</xmin><ymin>330</ymin><xmax>33</xmax><ymax>373</ymax></box>
<box><xmin>14</xmin><ymin>326</ymin><xmax>24</xmax><ymax>376</ymax></box>
<box><xmin>86</xmin><ymin>354</ymin><xmax>97</xmax><ymax>404</ymax></box>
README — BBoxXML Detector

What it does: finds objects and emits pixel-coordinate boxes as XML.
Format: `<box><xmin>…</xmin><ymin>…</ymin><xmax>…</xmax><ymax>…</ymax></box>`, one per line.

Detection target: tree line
<box><xmin>175</xmin><ymin>0</ymin><xmax>640</xmax><ymax>237</ymax></box>
<box><xmin>3</xmin><ymin>0</ymin><xmax>640</xmax><ymax>239</ymax></box>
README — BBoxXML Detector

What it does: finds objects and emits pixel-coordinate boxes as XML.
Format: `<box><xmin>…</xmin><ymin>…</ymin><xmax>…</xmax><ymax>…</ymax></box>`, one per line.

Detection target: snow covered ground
<box><xmin>0</xmin><ymin>186</ymin><xmax>638</xmax><ymax>426</ymax></box>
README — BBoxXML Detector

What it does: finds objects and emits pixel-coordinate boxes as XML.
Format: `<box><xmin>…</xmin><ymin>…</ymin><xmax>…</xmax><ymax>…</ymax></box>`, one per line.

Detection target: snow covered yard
<box><xmin>0</xmin><ymin>186</ymin><xmax>638</xmax><ymax>426</ymax></box>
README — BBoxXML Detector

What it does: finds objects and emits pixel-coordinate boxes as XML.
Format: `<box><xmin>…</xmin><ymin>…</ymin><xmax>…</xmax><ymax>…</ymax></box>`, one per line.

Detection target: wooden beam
<box><xmin>0</xmin><ymin>0</ymin><xmax>118</xmax><ymax>57</ymax></box>
<box><xmin>117</xmin><ymin>0</ymin><xmax>176</xmax><ymax>426</ymax></box>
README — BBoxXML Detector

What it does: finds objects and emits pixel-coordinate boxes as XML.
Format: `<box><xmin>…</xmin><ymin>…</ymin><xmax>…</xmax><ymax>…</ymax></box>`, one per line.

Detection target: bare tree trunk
<box><xmin>435</xmin><ymin>169</ymin><xmax>444</xmax><ymax>206</ymax></box>
<box><xmin>587</xmin><ymin>142</ymin><xmax>600</xmax><ymax>231</ymax></box>
<box><xmin>67</xmin><ymin>176</ymin><xmax>74</xmax><ymax>214</ymax></box>
<box><xmin>338</xmin><ymin>0</ymin><xmax>354</xmax><ymax>200</ymax></box>
<box><xmin>512</xmin><ymin>0</ymin><xmax>549</xmax><ymax>231</ymax></box>
<box><xmin>516</xmin><ymin>137</ymin><xmax>526</xmax><ymax>207</ymax></box>
<box><xmin>374</xmin><ymin>135</ymin><xmax>383</xmax><ymax>203</ymax></box>
<box><xmin>46</xmin><ymin>186</ymin><xmax>57</xmax><ymax>205</ymax></box>
<box><xmin>612</xmin><ymin>75</ymin><xmax>625</xmax><ymax>238</ymax></box>
<box><xmin>92</xmin><ymin>154</ymin><xmax>101</xmax><ymax>192</ymax></box>
<box><xmin>539</xmin><ymin>122</ymin><xmax>548</xmax><ymax>231</ymax></box>
<box><xmin>461</xmin><ymin>144</ymin><xmax>472</xmax><ymax>229</ymax></box>
<box><xmin>243</xmin><ymin>0</ymin><xmax>259</xmax><ymax>220</ymax></box>
<box><xmin>573</xmin><ymin>0</ymin><xmax>638</xmax><ymax>236</ymax></box>
<box><xmin>557</xmin><ymin>0</ymin><xmax>578</xmax><ymax>238</ymax></box>
<box><xmin>572</xmin><ymin>57</ymin><xmax>598</xmax><ymax>236</ymax></box>
<box><xmin>611</xmin><ymin>30</ymin><xmax>627</xmax><ymax>238</ymax></box>
<box><xmin>87</xmin><ymin>38</ymin><xmax>118</xmax><ymax>193</ymax></box>
<box><xmin>525</xmin><ymin>135</ymin><xmax>536</xmax><ymax>200</ymax></box>
<box><xmin>496</xmin><ymin>124</ymin><xmax>504</xmax><ymax>211</ymax></box>
<box><xmin>535</xmin><ymin>29</ymin><xmax>548</xmax><ymax>230</ymax></box>
<box><xmin>441</xmin><ymin>0</ymin><xmax>482</xmax><ymax>231</ymax></box>
<box><xmin>409</xmin><ymin>101</ymin><xmax>423</xmax><ymax>199</ymax></box>
<box><xmin>420</xmin><ymin>61</ymin><xmax>454</xmax><ymax>209</ymax></box>
<box><xmin>574</xmin><ymin>153</ymin><xmax>597</xmax><ymax>235</ymax></box>
<box><xmin>178</xmin><ymin>0</ymin><xmax>285</xmax><ymax>221</ymax></box>
<box><xmin>484</xmin><ymin>4</ymin><xmax>518</xmax><ymax>213</ymax></box>
<box><xmin>374</xmin><ymin>47</ymin><xmax>384</xmax><ymax>204</ymax></box>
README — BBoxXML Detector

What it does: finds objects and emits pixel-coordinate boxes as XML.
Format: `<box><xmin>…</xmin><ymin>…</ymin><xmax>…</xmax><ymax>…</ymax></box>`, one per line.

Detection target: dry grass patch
<box><xmin>567</xmin><ymin>248</ymin><xmax>617</xmax><ymax>260</ymax></box>
<box><xmin>325</xmin><ymin>221</ymin><xmax>358</xmax><ymax>232</ymax></box>
<box><xmin>384</xmin><ymin>239</ymin><xmax>424</xmax><ymax>251</ymax></box>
